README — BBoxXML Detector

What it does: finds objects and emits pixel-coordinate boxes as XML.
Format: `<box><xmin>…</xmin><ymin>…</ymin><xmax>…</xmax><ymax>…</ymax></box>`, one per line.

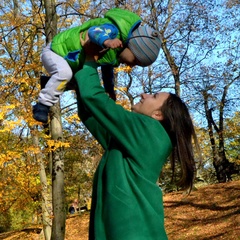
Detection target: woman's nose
<box><xmin>141</xmin><ymin>93</ymin><xmax>149</xmax><ymax>99</ymax></box>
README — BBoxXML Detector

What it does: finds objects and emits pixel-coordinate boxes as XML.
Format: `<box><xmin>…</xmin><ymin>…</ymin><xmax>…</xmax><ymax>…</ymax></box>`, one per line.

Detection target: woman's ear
<box><xmin>152</xmin><ymin>110</ymin><xmax>164</xmax><ymax>121</ymax></box>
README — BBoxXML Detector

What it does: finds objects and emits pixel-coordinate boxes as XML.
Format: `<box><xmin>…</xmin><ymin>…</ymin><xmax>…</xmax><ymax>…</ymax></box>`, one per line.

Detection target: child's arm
<box><xmin>88</xmin><ymin>23</ymin><xmax>123</xmax><ymax>49</ymax></box>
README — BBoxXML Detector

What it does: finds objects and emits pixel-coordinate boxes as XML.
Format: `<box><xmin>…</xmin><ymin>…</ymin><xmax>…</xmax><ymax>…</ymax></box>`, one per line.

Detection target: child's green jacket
<box><xmin>51</xmin><ymin>8</ymin><xmax>141</xmax><ymax>71</ymax></box>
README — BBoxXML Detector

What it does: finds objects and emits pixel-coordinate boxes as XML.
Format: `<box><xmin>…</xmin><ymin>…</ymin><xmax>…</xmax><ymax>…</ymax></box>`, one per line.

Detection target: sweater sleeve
<box><xmin>76</xmin><ymin>85</ymin><xmax>110</xmax><ymax>150</ymax></box>
<box><xmin>88</xmin><ymin>23</ymin><xmax>119</xmax><ymax>48</ymax></box>
<box><xmin>75</xmin><ymin>62</ymin><xmax>167</xmax><ymax>157</ymax></box>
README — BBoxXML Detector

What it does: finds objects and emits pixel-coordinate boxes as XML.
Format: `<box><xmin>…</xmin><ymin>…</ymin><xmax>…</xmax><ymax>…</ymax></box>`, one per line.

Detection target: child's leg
<box><xmin>33</xmin><ymin>44</ymin><xmax>73</xmax><ymax>123</ymax></box>
<box><xmin>39</xmin><ymin>44</ymin><xmax>73</xmax><ymax>106</ymax></box>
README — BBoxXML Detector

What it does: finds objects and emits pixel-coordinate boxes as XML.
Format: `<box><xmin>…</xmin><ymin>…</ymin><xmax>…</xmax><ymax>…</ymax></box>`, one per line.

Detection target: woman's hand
<box><xmin>80</xmin><ymin>32</ymin><xmax>102</xmax><ymax>62</ymax></box>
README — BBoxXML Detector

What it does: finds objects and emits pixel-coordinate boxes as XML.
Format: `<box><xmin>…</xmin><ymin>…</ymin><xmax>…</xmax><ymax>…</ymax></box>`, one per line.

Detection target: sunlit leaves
<box><xmin>46</xmin><ymin>139</ymin><xmax>70</xmax><ymax>151</ymax></box>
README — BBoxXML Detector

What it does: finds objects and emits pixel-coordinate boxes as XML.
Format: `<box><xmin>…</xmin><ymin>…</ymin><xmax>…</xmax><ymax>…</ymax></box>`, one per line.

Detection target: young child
<box><xmin>33</xmin><ymin>8</ymin><xmax>162</xmax><ymax>123</ymax></box>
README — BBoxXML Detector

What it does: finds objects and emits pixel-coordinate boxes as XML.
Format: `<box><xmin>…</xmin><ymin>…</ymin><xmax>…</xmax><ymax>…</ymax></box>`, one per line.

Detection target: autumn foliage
<box><xmin>0</xmin><ymin>0</ymin><xmax>239</xmax><ymax>237</ymax></box>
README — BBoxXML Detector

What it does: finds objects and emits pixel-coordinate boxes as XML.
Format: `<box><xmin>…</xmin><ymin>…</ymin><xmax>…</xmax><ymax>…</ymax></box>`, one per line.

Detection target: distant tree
<box><xmin>41</xmin><ymin>0</ymin><xmax>67</xmax><ymax>238</ymax></box>
<box><xmin>224</xmin><ymin>112</ymin><xmax>240</xmax><ymax>165</ymax></box>
<box><xmin>0</xmin><ymin>0</ymin><xmax>48</xmax><ymax>233</ymax></box>
<box><xmin>190</xmin><ymin>60</ymin><xmax>239</xmax><ymax>182</ymax></box>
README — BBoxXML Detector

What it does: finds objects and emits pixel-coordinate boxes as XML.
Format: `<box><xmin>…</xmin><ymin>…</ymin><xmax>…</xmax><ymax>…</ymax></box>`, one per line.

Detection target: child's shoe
<box><xmin>33</xmin><ymin>103</ymin><xmax>50</xmax><ymax>123</ymax></box>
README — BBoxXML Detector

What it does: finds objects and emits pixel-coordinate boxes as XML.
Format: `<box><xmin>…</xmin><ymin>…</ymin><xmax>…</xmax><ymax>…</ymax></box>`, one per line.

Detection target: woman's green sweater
<box><xmin>75</xmin><ymin>62</ymin><xmax>172</xmax><ymax>240</ymax></box>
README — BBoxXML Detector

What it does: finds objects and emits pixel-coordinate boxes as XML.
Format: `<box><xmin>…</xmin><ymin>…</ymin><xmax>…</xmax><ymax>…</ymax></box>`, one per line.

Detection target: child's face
<box><xmin>118</xmin><ymin>48</ymin><xmax>141</xmax><ymax>67</ymax></box>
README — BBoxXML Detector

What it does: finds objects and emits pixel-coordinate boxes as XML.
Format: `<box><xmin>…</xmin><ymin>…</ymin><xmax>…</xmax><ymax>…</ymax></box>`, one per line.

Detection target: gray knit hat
<box><xmin>128</xmin><ymin>26</ymin><xmax>161</xmax><ymax>67</ymax></box>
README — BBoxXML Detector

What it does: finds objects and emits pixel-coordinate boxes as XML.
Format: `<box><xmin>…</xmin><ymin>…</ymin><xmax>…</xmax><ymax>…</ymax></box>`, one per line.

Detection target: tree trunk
<box><xmin>43</xmin><ymin>0</ymin><xmax>66</xmax><ymax>239</ymax></box>
<box><xmin>32</xmin><ymin>131</ymin><xmax>52</xmax><ymax>240</ymax></box>
<box><xmin>203</xmin><ymin>89</ymin><xmax>234</xmax><ymax>183</ymax></box>
<box><xmin>50</xmin><ymin>103</ymin><xmax>66</xmax><ymax>240</ymax></box>
<box><xmin>161</xmin><ymin>37</ymin><xmax>180</xmax><ymax>96</ymax></box>
<box><xmin>160</xmin><ymin>0</ymin><xmax>181</xmax><ymax>96</ymax></box>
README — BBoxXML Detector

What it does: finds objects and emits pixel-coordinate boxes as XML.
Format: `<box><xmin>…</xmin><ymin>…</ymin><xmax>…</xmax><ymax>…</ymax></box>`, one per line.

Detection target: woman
<box><xmin>75</xmin><ymin>44</ymin><xmax>198</xmax><ymax>240</ymax></box>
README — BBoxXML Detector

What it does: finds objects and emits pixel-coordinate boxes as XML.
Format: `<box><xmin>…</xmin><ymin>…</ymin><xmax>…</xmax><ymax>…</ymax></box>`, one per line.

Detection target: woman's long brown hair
<box><xmin>160</xmin><ymin>93</ymin><xmax>200</xmax><ymax>191</ymax></box>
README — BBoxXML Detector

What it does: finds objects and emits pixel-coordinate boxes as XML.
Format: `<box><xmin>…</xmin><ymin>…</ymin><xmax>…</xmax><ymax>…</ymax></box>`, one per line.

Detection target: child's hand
<box><xmin>80</xmin><ymin>32</ymin><xmax>102</xmax><ymax>61</ymax></box>
<box><xmin>104</xmin><ymin>38</ymin><xmax>123</xmax><ymax>49</ymax></box>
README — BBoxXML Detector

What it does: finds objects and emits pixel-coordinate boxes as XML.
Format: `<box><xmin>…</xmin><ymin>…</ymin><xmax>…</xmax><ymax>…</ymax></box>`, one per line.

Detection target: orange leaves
<box><xmin>115</xmin><ymin>65</ymin><xmax>132</xmax><ymax>74</ymax></box>
<box><xmin>46</xmin><ymin>139</ymin><xmax>70</xmax><ymax>152</ymax></box>
<box><xmin>0</xmin><ymin>105</ymin><xmax>19</xmax><ymax>131</ymax></box>
<box><xmin>65</xmin><ymin>114</ymin><xmax>81</xmax><ymax>125</ymax></box>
